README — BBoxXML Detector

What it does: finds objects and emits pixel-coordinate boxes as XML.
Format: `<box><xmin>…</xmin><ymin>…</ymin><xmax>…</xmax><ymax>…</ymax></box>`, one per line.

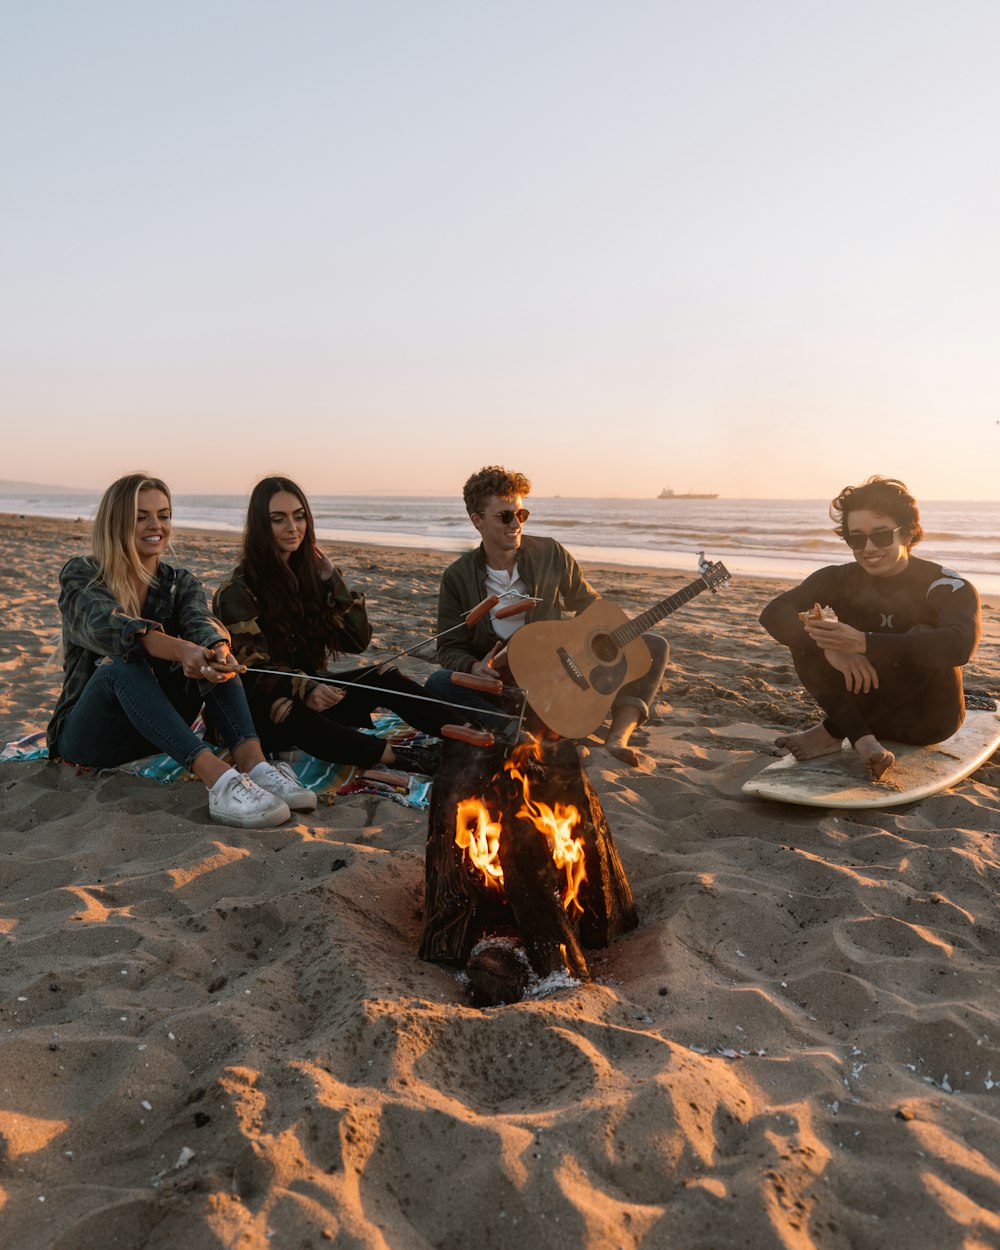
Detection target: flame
<box><xmin>455</xmin><ymin>797</ymin><xmax>505</xmax><ymax>891</ymax></box>
<box><xmin>454</xmin><ymin>744</ymin><xmax>587</xmax><ymax>916</ymax></box>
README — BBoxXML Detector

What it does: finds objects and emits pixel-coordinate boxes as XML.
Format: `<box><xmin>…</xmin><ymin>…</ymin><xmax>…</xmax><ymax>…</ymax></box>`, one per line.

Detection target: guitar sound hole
<box><xmin>591</xmin><ymin>633</ymin><xmax>619</xmax><ymax>664</ymax></box>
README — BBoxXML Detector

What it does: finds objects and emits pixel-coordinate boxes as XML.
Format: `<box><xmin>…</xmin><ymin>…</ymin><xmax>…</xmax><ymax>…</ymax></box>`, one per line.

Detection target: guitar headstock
<box><xmin>698</xmin><ymin>559</ymin><xmax>730</xmax><ymax>593</ymax></box>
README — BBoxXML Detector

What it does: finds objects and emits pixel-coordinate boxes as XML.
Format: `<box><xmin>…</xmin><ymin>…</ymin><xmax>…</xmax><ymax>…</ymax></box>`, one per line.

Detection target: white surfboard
<box><xmin>742</xmin><ymin>710</ymin><xmax>1000</xmax><ymax>809</ymax></box>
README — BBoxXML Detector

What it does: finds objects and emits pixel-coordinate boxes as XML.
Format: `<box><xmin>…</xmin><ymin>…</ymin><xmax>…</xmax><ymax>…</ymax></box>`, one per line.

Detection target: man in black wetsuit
<box><xmin>759</xmin><ymin>476</ymin><xmax>981</xmax><ymax>780</ymax></box>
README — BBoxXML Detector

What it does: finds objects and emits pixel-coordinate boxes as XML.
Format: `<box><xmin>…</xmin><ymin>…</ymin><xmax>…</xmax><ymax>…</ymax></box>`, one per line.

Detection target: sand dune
<box><xmin>1</xmin><ymin>513</ymin><xmax>999</xmax><ymax>1249</ymax></box>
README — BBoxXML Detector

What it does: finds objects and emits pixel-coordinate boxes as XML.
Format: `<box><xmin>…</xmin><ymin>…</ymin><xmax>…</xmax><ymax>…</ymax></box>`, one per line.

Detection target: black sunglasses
<box><xmin>485</xmin><ymin>508</ymin><xmax>530</xmax><ymax>525</ymax></box>
<box><xmin>844</xmin><ymin>526</ymin><xmax>901</xmax><ymax>551</ymax></box>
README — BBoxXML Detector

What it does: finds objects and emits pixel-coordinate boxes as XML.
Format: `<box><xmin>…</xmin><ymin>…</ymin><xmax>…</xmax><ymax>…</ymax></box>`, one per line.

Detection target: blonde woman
<box><xmin>49</xmin><ymin>472</ymin><xmax>316</xmax><ymax>827</ymax></box>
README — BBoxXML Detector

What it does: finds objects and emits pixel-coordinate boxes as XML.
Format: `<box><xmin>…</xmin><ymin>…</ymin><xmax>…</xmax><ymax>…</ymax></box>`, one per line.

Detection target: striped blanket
<box><xmin>0</xmin><ymin>715</ymin><xmax>433</xmax><ymax>809</ymax></box>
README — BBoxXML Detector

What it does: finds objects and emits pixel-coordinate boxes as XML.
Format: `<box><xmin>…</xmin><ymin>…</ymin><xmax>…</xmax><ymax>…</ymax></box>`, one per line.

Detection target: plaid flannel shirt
<box><xmin>48</xmin><ymin>556</ymin><xmax>228</xmax><ymax>756</ymax></box>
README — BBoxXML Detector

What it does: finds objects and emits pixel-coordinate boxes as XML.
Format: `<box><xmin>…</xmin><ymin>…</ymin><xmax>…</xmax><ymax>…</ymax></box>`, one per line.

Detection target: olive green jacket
<box><xmin>435</xmin><ymin>535</ymin><xmax>599</xmax><ymax>673</ymax></box>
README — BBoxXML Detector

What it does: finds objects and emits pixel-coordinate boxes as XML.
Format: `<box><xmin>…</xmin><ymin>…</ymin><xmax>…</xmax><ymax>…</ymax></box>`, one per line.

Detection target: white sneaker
<box><xmin>253</xmin><ymin>760</ymin><xmax>319</xmax><ymax>812</ymax></box>
<box><xmin>209</xmin><ymin>773</ymin><xmax>291</xmax><ymax>828</ymax></box>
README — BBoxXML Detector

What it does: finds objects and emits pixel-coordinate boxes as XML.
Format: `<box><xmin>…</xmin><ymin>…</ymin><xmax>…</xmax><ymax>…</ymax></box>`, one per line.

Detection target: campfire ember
<box><xmin>419</xmin><ymin>737</ymin><xmax>638</xmax><ymax>1005</ymax></box>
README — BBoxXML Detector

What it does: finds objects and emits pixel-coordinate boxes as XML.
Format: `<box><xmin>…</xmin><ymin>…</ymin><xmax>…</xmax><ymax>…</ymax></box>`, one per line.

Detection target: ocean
<box><xmin>4</xmin><ymin>489</ymin><xmax>1000</xmax><ymax>595</ymax></box>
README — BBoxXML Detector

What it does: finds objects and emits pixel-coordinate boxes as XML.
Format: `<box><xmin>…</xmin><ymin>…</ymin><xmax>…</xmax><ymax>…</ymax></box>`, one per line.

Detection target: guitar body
<box><xmin>505</xmin><ymin>599</ymin><xmax>653</xmax><ymax>738</ymax></box>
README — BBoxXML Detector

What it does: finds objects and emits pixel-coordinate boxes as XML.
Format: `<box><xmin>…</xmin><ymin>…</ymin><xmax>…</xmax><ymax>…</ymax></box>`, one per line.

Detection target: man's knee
<box><xmin>425</xmin><ymin>669</ymin><xmax>454</xmax><ymax>698</ymax></box>
<box><xmin>643</xmin><ymin>633</ymin><xmax>669</xmax><ymax>667</ymax></box>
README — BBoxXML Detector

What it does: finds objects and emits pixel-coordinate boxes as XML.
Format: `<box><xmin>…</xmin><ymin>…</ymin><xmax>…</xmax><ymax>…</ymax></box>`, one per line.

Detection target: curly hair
<box><xmin>462</xmin><ymin>466</ymin><xmax>532</xmax><ymax>516</ymax></box>
<box><xmin>241</xmin><ymin>476</ymin><xmax>332</xmax><ymax>670</ymax></box>
<box><xmin>830</xmin><ymin>476</ymin><xmax>924</xmax><ymax>547</ymax></box>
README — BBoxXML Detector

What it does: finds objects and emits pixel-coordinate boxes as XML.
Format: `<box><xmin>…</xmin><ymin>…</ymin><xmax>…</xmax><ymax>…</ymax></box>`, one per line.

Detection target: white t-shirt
<box><xmin>484</xmin><ymin>563</ymin><xmax>531</xmax><ymax>640</ymax></box>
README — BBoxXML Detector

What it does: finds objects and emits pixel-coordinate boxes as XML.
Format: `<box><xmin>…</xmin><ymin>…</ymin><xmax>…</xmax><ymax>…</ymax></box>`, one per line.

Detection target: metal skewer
<box><xmin>335</xmin><ymin>590</ymin><xmax>540</xmax><ymax>680</ymax></box>
<box><xmin>237</xmin><ymin>665</ymin><xmax>527</xmax><ymax>734</ymax></box>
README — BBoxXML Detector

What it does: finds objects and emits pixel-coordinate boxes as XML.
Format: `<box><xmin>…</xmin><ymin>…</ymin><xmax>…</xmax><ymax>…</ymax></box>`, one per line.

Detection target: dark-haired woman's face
<box><xmin>268</xmin><ymin>490</ymin><xmax>307</xmax><ymax>562</ymax></box>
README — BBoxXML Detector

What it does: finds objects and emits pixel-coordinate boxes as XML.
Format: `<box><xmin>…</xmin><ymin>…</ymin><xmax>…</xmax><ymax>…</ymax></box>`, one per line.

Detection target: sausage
<box><xmin>359</xmin><ymin>767</ymin><xmax>409</xmax><ymax>787</ymax></box>
<box><xmin>494</xmin><ymin>598</ymin><xmax>534</xmax><ymax>619</ymax></box>
<box><xmin>464</xmin><ymin>595</ymin><xmax>500</xmax><ymax>625</ymax></box>
<box><xmin>441</xmin><ymin>725</ymin><xmax>496</xmax><ymax>747</ymax></box>
<box><xmin>451</xmin><ymin>671</ymin><xmax>504</xmax><ymax>694</ymax></box>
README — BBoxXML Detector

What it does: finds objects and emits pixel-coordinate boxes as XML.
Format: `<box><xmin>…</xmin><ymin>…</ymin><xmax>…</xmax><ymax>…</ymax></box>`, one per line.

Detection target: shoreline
<box><xmin>5</xmin><ymin>510</ymin><xmax>998</xmax><ymax>609</ymax></box>
<box><xmin>5</xmin><ymin>500</ymin><xmax>1000</xmax><ymax>594</ymax></box>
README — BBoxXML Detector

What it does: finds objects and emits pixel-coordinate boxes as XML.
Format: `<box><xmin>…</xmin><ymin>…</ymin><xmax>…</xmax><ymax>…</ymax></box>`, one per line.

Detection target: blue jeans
<box><xmin>58</xmin><ymin>655</ymin><xmax>259</xmax><ymax>771</ymax></box>
<box><xmin>427</xmin><ymin>633</ymin><xmax>670</xmax><ymax>730</ymax></box>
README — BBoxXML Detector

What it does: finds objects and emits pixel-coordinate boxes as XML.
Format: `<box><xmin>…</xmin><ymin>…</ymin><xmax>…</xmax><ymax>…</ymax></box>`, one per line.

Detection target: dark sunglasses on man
<box><xmin>485</xmin><ymin>508</ymin><xmax>530</xmax><ymax>525</ymax></box>
<box><xmin>844</xmin><ymin>526</ymin><xmax>901</xmax><ymax>551</ymax></box>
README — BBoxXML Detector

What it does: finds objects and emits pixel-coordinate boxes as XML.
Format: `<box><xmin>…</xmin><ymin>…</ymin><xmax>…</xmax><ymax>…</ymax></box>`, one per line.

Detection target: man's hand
<box><xmin>469</xmin><ymin>642</ymin><xmax>506</xmax><ymax>681</ymax></box>
<box><xmin>805</xmin><ymin>619</ymin><xmax>867</xmax><ymax>654</ymax></box>
<box><xmin>824</xmin><ymin>649</ymin><xmax>879</xmax><ymax>694</ymax></box>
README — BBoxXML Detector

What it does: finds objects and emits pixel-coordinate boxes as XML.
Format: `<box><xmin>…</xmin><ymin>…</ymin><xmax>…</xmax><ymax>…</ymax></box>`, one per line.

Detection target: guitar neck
<box><xmin>611</xmin><ymin>578</ymin><xmax>709</xmax><ymax>646</ymax></box>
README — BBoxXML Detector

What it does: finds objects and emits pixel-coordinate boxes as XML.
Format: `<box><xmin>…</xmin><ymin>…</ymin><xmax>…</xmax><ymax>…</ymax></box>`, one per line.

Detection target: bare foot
<box><xmin>605</xmin><ymin>744</ymin><xmax>641</xmax><ymax>767</ymax></box>
<box><xmin>774</xmin><ymin>724</ymin><xmax>844</xmax><ymax>761</ymax></box>
<box><xmin>605</xmin><ymin>744</ymin><xmax>656</xmax><ymax>772</ymax></box>
<box><xmin>854</xmin><ymin>735</ymin><xmax>894</xmax><ymax>781</ymax></box>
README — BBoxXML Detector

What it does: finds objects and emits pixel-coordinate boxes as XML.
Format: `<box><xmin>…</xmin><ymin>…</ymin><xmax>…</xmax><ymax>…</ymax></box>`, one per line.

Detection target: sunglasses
<box><xmin>844</xmin><ymin>526</ymin><xmax>901</xmax><ymax>551</ymax></box>
<box><xmin>485</xmin><ymin>508</ymin><xmax>530</xmax><ymax>525</ymax></box>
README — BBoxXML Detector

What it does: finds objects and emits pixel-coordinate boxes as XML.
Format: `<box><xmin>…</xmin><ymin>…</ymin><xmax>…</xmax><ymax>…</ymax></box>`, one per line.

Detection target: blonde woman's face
<box><xmin>134</xmin><ymin>488</ymin><xmax>172</xmax><ymax>569</ymax></box>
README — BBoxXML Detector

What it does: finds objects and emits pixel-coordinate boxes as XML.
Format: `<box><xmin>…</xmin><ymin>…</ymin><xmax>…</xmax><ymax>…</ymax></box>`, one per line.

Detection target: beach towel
<box><xmin>1</xmin><ymin>714</ymin><xmax>433</xmax><ymax>810</ymax></box>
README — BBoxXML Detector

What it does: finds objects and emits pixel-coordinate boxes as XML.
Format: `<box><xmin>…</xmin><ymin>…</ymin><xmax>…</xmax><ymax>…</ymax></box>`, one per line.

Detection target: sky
<box><xmin>3</xmin><ymin>1</ymin><xmax>999</xmax><ymax>501</ymax></box>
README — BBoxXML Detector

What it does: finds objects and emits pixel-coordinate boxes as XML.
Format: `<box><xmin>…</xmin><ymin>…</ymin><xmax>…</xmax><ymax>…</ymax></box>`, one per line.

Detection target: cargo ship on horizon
<box><xmin>657</xmin><ymin>487</ymin><xmax>719</xmax><ymax>500</ymax></box>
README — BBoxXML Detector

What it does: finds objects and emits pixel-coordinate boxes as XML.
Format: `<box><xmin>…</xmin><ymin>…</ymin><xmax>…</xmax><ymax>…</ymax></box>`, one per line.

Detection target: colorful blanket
<box><xmin>1</xmin><ymin>715</ymin><xmax>433</xmax><ymax>810</ymax></box>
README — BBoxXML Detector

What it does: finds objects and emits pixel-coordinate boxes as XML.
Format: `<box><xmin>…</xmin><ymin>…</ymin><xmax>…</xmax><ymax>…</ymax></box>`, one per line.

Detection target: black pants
<box><xmin>790</xmin><ymin>647</ymin><xmax>964</xmax><ymax>747</ymax></box>
<box><xmin>249</xmin><ymin>665</ymin><xmax>452</xmax><ymax>768</ymax></box>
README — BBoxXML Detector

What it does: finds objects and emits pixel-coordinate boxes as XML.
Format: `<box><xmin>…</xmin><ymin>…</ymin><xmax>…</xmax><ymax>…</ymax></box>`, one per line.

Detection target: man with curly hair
<box><xmin>759</xmin><ymin>476</ymin><xmax>981</xmax><ymax>780</ymax></box>
<box><xmin>425</xmin><ymin>465</ymin><xmax>669</xmax><ymax>766</ymax></box>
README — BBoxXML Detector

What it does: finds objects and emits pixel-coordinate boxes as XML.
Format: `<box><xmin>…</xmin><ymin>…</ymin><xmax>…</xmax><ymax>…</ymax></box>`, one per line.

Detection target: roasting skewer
<box><xmin>335</xmin><ymin>591</ymin><xmax>538</xmax><ymax>680</ymax></box>
<box><xmin>229</xmin><ymin>589</ymin><xmax>538</xmax><ymax>750</ymax></box>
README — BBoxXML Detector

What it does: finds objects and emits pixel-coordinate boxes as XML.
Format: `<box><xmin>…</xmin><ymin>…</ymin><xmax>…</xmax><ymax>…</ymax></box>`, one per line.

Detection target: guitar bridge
<box><xmin>557</xmin><ymin>646</ymin><xmax>590</xmax><ymax>691</ymax></box>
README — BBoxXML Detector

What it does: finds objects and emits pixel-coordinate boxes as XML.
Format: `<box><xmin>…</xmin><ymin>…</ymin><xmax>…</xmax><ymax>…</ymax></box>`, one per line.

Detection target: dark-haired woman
<box><xmin>50</xmin><ymin>472</ymin><xmax>317</xmax><ymax>829</ymax></box>
<box><xmin>759</xmin><ymin>476</ymin><xmax>981</xmax><ymax>779</ymax></box>
<box><xmin>213</xmin><ymin>477</ymin><xmax>451</xmax><ymax>773</ymax></box>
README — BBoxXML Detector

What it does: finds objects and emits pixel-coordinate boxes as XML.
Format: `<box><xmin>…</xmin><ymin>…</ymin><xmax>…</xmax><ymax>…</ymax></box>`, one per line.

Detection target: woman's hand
<box><xmin>304</xmin><ymin>683</ymin><xmax>345</xmax><ymax>711</ymax></box>
<box><xmin>174</xmin><ymin>640</ymin><xmax>233</xmax><ymax>682</ymax></box>
<box><xmin>805</xmin><ymin>619</ymin><xmax>867</xmax><ymax>654</ymax></box>
<box><xmin>206</xmin><ymin>641</ymin><xmax>240</xmax><ymax>681</ymax></box>
<box><xmin>270</xmin><ymin>697</ymin><xmax>294</xmax><ymax>723</ymax></box>
<box><xmin>824</xmin><ymin>649</ymin><xmax>879</xmax><ymax>694</ymax></box>
<box><xmin>314</xmin><ymin>545</ymin><xmax>337</xmax><ymax>580</ymax></box>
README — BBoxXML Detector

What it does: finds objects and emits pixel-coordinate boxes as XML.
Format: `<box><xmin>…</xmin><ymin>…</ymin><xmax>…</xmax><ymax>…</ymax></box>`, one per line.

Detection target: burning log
<box><xmin>419</xmin><ymin>737</ymin><xmax>638</xmax><ymax>1004</ymax></box>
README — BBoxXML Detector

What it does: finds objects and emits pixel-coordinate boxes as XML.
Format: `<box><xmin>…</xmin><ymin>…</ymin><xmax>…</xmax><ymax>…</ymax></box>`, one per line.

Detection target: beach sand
<box><xmin>2</xmin><ymin>512</ymin><xmax>999</xmax><ymax>1249</ymax></box>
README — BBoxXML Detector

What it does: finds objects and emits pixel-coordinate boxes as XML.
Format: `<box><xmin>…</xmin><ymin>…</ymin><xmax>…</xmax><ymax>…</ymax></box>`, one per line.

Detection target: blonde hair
<box><xmin>91</xmin><ymin>473</ymin><xmax>172</xmax><ymax>616</ymax></box>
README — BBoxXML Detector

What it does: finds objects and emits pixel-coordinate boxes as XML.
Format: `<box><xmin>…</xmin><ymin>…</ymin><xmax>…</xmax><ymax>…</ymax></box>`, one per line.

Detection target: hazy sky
<box><xmin>3</xmin><ymin>1</ymin><xmax>999</xmax><ymax>500</ymax></box>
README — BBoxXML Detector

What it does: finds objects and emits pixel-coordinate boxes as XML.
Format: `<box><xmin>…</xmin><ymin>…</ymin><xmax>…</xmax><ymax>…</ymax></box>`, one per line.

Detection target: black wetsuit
<box><xmin>759</xmin><ymin>556</ymin><xmax>981</xmax><ymax>745</ymax></box>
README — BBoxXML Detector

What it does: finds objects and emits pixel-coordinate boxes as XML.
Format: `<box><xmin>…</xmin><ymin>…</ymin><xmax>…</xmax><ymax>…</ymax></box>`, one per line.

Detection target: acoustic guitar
<box><xmin>505</xmin><ymin>561</ymin><xmax>730</xmax><ymax>738</ymax></box>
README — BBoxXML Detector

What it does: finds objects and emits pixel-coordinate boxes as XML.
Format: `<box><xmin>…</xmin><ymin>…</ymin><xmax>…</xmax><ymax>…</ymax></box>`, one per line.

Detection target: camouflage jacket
<box><xmin>212</xmin><ymin>562</ymin><xmax>372</xmax><ymax>706</ymax></box>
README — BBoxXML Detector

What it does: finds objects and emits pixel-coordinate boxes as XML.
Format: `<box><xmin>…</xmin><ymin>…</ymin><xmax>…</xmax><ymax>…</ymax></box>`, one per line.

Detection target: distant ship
<box><xmin>657</xmin><ymin>487</ymin><xmax>719</xmax><ymax>500</ymax></box>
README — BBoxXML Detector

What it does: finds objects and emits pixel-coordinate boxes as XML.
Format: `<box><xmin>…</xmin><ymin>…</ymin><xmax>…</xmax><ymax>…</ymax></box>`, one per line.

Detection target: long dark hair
<box><xmin>242</xmin><ymin>476</ymin><xmax>331</xmax><ymax>670</ymax></box>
